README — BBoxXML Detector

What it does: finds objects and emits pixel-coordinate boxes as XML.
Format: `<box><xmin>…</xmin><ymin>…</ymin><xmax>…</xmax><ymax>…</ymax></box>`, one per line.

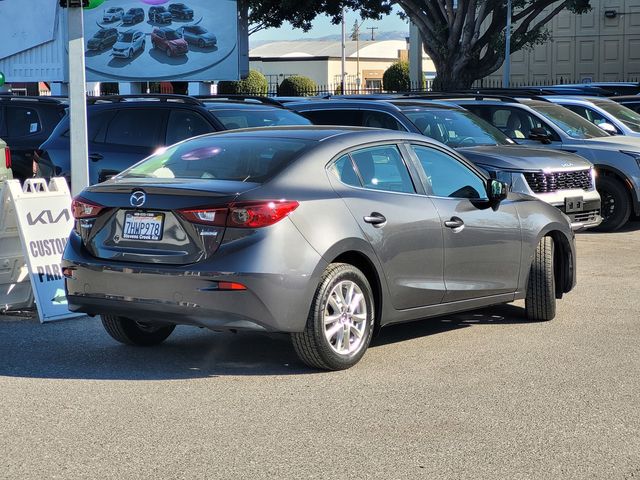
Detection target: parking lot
<box><xmin>1</xmin><ymin>221</ymin><xmax>639</xmax><ymax>479</ymax></box>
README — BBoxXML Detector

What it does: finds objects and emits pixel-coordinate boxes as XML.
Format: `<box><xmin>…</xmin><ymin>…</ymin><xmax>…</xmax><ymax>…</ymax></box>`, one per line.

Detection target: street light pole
<box><xmin>503</xmin><ymin>0</ymin><xmax>512</xmax><ymax>88</ymax></box>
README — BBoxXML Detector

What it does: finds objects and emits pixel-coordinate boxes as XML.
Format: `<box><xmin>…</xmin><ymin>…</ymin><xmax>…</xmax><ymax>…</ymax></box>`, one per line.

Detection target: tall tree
<box><xmin>243</xmin><ymin>0</ymin><xmax>592</xmax><ymax>90</ymax></box>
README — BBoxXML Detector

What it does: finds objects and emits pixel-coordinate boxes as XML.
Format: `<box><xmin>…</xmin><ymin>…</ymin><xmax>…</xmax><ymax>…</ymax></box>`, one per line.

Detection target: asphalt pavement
<box><xmin>1</xmin><ymin>221</ymin><xmax>639</xmax><ymax>479</ymax></box>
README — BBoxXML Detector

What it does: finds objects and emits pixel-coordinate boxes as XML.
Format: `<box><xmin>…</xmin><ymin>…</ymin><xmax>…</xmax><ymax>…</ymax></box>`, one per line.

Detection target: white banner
<box><xmin>7</xmin><ymin>178</ymin><xmax>83</xmax><ymax>323</ymax></box>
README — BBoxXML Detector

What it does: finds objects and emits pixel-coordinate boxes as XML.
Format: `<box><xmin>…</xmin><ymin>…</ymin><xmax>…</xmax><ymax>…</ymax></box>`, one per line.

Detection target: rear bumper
<box><xmin>63</xmin><ymin>221</ymin><xmax>326</xmax><ymax>333</ymax></box>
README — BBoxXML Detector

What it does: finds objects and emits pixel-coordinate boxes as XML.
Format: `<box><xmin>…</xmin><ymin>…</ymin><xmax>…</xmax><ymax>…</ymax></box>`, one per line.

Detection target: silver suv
<box><xmin>454</xmin><ymin>96</ymin><xmax>640</xmax><ymax>231</ymax></box>
<box><xmin>542</xmin><ymin>96</ymin><xmax>640</xmax><ymax>137</ymax></box>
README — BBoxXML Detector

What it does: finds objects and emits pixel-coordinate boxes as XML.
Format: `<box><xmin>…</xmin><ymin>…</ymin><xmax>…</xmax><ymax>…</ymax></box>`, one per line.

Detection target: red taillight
<box><xmin>178</xmin><ymin>207</ymin><xmax>227</xmax><ymax>226</ymax></box>
<box><xmin>217</xmin><ymin>281</ymin><xmax>247</xmax><ymax>291</ymax></box>
<box><xmin>178</xmin><ymin>200</ymin><xmax>299</xmax><ymax>228</ymax></box>
<box><xmin>5</xmin><ymin>147</ymin><xmax>11</xmax><ymax>169</ymax></box>
<box><xmin>72</xmin><ymin>197</ymin><xmax>104</xmax><ymax>219</ymax></box>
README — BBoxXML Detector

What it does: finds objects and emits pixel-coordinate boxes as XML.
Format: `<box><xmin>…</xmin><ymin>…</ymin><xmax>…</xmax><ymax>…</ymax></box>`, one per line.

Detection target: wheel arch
<box><xmin>545</xmin><ymin>230</ymin><xmax>575</xmax><ymax>298</ymax></box>
<box><xmin>594</xmin><ymin>164</ymin><xmax>640</xmax><ymax>215</ymax></box>
<box><xmin>330</xmin><ymin>250</ymin><xmax>384</xmax><ymax>334</ymax></box>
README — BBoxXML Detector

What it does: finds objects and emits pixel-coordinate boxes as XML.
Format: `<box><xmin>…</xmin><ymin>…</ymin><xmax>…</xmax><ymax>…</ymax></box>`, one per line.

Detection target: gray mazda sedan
<box><xmin>63</xmin><ymin>127</ymin><xmax>576</xmax><ymax>370</ymax></box>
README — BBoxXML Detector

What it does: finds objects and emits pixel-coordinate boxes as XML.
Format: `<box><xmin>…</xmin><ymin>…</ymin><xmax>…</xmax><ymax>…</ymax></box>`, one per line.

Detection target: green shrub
<box><xmin>383</xmin><ymin>61</ymin><xmax>410</xmax><ymax>92</ymax></box>
<box><xmin>278</xmin><ymin>75</ymin><xmax>317</xmax><ymax>96</ymax></box>
<box><xmin>217</xmin><ymin>70</ymin><xmax>268</xmax><ymax>95</ymax></box>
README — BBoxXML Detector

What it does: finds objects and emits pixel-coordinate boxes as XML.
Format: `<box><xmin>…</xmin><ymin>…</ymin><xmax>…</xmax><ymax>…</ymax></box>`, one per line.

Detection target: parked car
<box><xmin>445</xmin><ymin>94</ymin><xmax>640</xmax><ymax>231</ymax></box>
<box><xmin>288</xmin><ymin>99</ymin><xmax>601</xmax><ymax>231</ymax></box>
<box><xmin>122</xmin><ymin>7</ymin><xmax>145</xmax><ymax>25</ymax></box>
<box><xmin>612</xmin><ymin>96</ymin><xmax>640</xmax><ymax>114</ymax></box>
<box><xmin>0</xmin><ymin>96</ymin><xmax>67</xmax><ymax>183</ymax></box>
<box><xmin>0</xmin><ymin>137</ymin><xmax>12</xmax><ymax>181</ymax></box>
<box><xmin>36</xmin><ymin>95</ymin><xmax>311</xmax><ymax>186</ymax></box>
<box><xmin>151</xmin><ymin>27</ymin><xmax>188</xmax><ymax>57</ymax></box>
<box><xmin>63</xmin><ymin>127</ymin><xmax>576</xmax><ymax>370</ymax></box>
<box><xmin>540</xmin><ymin>96</ymin><xmax>640</xmax><ymax>137</ymax></box>
<box><xmin>168</xmin><ymin>3</ymin><xmax>194</xmax><ymax>20</ymax></box>
<box><xmin>178</xmin><ymin>25</ymin><xmax>216</xmax><ymax>48</ymax></box>
<box><xmin>86</xmin><ymin>28</ymin><xmax>118</xmax><ymax>51</ymax></box>
<box><xmin>551</xmin><ymin>82</ymin><xmax>640</xmax><ymax>96</ymax></box>
<box><xmin>111</xmin><ymin>29</ymin><xmax>145</xmax><ymax>59</ymax></box>
<box><xmin>148</xmin><ymin>6</ymin><xmax>172</xmax><ymax>24</ymax></box>
<box><xmin>102</xmin><ymin>7</ymin><xmax>124</xmax><ymax>23</ymax></box>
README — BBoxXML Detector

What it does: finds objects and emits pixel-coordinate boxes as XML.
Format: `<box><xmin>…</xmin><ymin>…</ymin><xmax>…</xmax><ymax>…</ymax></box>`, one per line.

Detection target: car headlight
<box><xmin>620</xmin><ymin>150</ymin><xmax>640</xmax><ymax>169</ymax></box>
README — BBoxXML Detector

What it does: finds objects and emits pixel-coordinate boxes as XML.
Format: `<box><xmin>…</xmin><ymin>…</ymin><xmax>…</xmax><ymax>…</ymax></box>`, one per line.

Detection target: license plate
<box><xmin>122</xmin><ymin>212</ymin><xmax>164</xmax><ymax>241</ymax></box>
<box><xmin>565</xmin><ymin>196</ymin><xmax>584</xmax><ymax>213</ymax></box>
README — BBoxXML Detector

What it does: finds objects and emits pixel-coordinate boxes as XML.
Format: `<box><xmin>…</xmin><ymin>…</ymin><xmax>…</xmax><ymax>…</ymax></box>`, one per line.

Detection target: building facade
<box><xmin>489</xmin><ymin>0</ymin><xmax>640</xmax><ymax>84</ymax></box>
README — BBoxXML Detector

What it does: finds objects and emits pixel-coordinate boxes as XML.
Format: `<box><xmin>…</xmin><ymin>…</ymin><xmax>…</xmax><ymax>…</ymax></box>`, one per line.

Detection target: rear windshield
<box><xmin>594</xmin><ymin>101</ymin><xmax>640</xmax><ymax>133</ymax></box>
<box><xmin>118</xmin><ymin>137</ymin><xmax>313</xmax><ymax>183</ymax></box>
<box><xmin>165</xmin><ymin>30</ymin><xmax>180</xmax><ymax>40</ymax></box>
<box><xmin>208</xmin><ymin>108</ymin><xmax>311</xmax><ymax>130</ymax></box>
<box><xmin>531</xmin><ymin>104</ymin><xmax>609</xmax><ymax>139</ymax></box>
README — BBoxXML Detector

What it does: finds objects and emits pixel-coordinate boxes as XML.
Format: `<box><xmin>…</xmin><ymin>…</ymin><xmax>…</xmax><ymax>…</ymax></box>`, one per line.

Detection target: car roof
<box><xmin>287</xmin><ymin>98</ymin><xmax>463</xmax><ymax>111</ymax></box>
<box><xmin>611</xmin><ymin>95</ymin><xmax>640</xmax><ymax>102</ymax></box>
<box><xmin>542</xmin><ymin>95</ymin><xmax>617</xmax><ymax>104</ymax></box>
<box><xmin>204</xmin><ymin>101</ymin><xmax>286</xmax><ymax>110</ymax></box>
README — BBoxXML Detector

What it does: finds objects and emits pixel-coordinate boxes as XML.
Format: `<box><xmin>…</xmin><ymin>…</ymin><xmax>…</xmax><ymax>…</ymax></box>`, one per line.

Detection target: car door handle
<box><xmin>363</xmin><ymin>212</ymin><xmax>386</xmax><ymax>226</ymax></box>
<box><xmin>89</xmin><ymin>153</ymin><xmax>104</xmax><ymax>162</ymax></box>
<box><xmin>444</xmin><ymin>217</ymin><xmax>464</xmax><ymax>229</ymax></box>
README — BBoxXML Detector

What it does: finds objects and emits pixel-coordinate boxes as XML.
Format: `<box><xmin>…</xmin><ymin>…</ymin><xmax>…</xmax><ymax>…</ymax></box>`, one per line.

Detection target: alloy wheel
<box><xmin>323</xmin><ymin>280</ymin><xmax>368</xmax><ymax>355</ymax></box>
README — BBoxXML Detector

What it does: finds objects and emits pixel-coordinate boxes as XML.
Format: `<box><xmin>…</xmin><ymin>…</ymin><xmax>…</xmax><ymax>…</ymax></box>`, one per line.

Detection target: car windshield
<box><xmin>165</xmin><ymin>30</ymin><xmax>180</xmax><ymax>40</ymax></box>
<box><xmin>118</xmin><ymin>32</ymin><xmax>134</xmax><ymax>42</ymax></box>
<box><xmin>209</xmin><ymin>108</ymin><xmax>312</xmax><ymax>129</ymax></box>
<box><xmin>594</xmin><ymin>101</ymin><xmax>640</xmax><ymax>133</ymax></box>
<box><xmin>119</xmin><ymin>137</ymin><xmax>313</xmax><ymax>182</ymax></box>
<box><xmin>403</xmin><ymin>109</ymin><xmax>514</xmax><ymax>147</ymax></box>
<box><xmin>94</xmin><ymin>30</ymin><xmax>107</xmax><ymax>38</ymax></box>
<box><xmin>106</xmin><ymin>8</ymin><xmax>118</xmax><ymax>13</ymax></box>
<box><xmin>530</xmin><ymin>104</ymin><xmax>609</xmax><ymax>139</ymax></box>
<box><xmin>126</xmin><ymin>9</ymin><xmax>138</xmax><ymax>14</ymax></box>
<box><xmin>190</xmin><ymin>26</ymin><xmax>206</xmax><ymax>34</ymax></box>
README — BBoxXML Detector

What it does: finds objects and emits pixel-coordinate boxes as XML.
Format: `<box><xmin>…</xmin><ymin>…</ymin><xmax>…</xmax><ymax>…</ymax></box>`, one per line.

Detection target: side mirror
<box><xmin>598</xmin><ymin>122</ymin><xmax>618</xmax><ymax>135</ymax></box>
<box><xmin>487</xmin><ymin>179</ymin><xmax>508</xmax><ymax>204</ymax></box>
<box><xmin>528</xmin><ymin>127</ymin><xmax>553</xmax><ymax>144</ymax></box>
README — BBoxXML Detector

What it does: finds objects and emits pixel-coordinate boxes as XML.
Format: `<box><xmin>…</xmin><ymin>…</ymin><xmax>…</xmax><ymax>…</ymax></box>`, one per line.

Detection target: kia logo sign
<box><xmin>130</xmin><ymin>191</ymin><xmax>146</xmax><ymax>207</ymax></box>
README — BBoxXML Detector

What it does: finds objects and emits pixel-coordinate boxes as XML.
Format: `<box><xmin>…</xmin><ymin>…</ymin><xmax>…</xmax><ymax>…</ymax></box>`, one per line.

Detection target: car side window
<box><xmin>6</xmin><ymin>107</ymin><xmax>41</xmax><ymax>137</ymax></box>
<box><xmin>411</xmin><ymin>145</ymin><xmax>487</xmax><ymax>199</ymax></box>
<box><xmin>486</xmin><ymin>107</ymin><xmax>555</xmax><ymax>140</ymax></box>
<box><xmin>166</xmin><ymin>110</ymin><xmax>213</xmax><ymax>145</ymax></box>
<box><xmin>328</xmin><ymin>155</ymin><xmax>361</xmax><ymax>187</ymax></box>
<box><xmin>361</xmin><ymin>110</ymin><xmax>406</xmax><ymax>131</ymax></box>
<box><xmin>350</xmin><ymin>145</ymin><xmax>415</xmax><ymax>194</ymax></box>
<box><xmin>104</xmin><ymin>109</ymin><xmax>163</xmax><ymax>148</ymax></box>
<box><xmin>563</xmin><ymin>105</ymin><xmax>611</xmax><ymax>128</ymax></box>
<box><xmin>300</xmin><ymin>109</ymin><xmax>361</xmax><ymax>126</ymax></box>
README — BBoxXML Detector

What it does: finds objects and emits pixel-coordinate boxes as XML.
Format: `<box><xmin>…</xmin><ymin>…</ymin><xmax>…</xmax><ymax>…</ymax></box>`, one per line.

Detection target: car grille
<box><xmin>524</xmin><ymin>169</ymin><xmax>592</xmax><ymax>193</ymax></box>
<box><xmin>567</xmin><ymin>209</ymin><xmax>600</xmax><ymax>224</ymax></box>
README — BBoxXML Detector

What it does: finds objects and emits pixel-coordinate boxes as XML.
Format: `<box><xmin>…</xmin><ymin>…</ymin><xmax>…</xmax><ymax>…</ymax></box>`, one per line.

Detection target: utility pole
<box><xmin>61</xmin><ymin>0</ymin><xmax>90</xmax><ymax>196</ymax></box>
<box><xmin>367</xmin><ymin>26</ymin><xmax>378</xmax><ymax>41</ymax></box>
<box><xmin>354</xmin><ymin>20</ymin><xmax>365</xmax><ymax>93</ymax></box>
<box><xmin>503</xmin><ymin>0</ymin><xmax>512</xmax><ymax>88</ymax></box>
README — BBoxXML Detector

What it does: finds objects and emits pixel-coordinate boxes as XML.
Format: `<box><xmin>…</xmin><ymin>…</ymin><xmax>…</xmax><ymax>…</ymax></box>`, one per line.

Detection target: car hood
<box><xmin>457</xmin><ymin>145</ymin><xmax>593</xmax><ymax>171</ymax></box>
<box><xmin>169</xmin><ymin>39</ymin><xmax>187</xmax><ymax>46</ymax></box>
<box><xmin>581</xmin><ymin>135</ymin><xmax>640</xmax><ymax>152</ymax></box>
<box><xmin>112</xmin><ymin>41</ymin><xmax>131</xmax><ymax>50</ymax></box>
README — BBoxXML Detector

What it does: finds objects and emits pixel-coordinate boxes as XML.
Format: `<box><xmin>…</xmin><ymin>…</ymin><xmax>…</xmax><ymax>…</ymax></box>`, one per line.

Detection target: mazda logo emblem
<box><xmin>130</xmin><ymin>191</ymin><xmax>146</xmax><ymax>208</ymax></box>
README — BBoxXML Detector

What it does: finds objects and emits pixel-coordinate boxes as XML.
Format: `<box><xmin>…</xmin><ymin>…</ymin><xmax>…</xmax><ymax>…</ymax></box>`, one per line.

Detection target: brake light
<box><xmin>217</xmin><ymin>281</ymin><xmax>247</xmax><ymax>291</ymax></box>
<box><xmin>228</xmin><ymin>201</ymin><xmax>299</xmax><ymax>228</ymax></box>
<box><xmin>178</xmin><ymin>207</ymin><xmax>227</xmax><ymax>226</ymax></box>
<box><xmin>72</xmin><ymin>197</ymin><xmax>104</xmax><ymax>219</ymax></box>
<box><xmin>5</xmin><ymin>147</ymin><xmax>11</xmax><ymax>169</ymax></box>
<box><xmin>179</xmin><ymin>201</ymin><xmax>299</xmax><ymax>228</ymax></box>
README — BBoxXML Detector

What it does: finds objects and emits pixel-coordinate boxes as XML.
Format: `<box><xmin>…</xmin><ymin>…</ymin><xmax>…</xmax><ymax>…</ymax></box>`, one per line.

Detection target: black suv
<box><xmin>148</xmin><ymin>6</ymin><xmax>172</xmax><ymax>24</ymax></box>
<box><xmin>122</xmin><ymin>7</ymin><xmax>145</xmax><ymax>25</ymax></box>
<box><xmin>37</xmin><ymin>95</ymin><xmax>310</xmax><ymax>186</ymax></box>
<box><xmin>0</xmin><ymin>96</ymin><xmax>67</xmax><ymax>182</ymax></box>
<box><xmin>168</xmin><ymin>3</ymin><xmax>194</xmax><ymax>20</ymax></box>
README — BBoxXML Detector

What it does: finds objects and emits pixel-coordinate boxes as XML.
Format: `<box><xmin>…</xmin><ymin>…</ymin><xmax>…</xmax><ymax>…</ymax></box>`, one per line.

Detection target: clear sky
<box><xmin>250</xmin><ymin>7</ymin><xmax>409</xmax><ymax>44</ymax></box>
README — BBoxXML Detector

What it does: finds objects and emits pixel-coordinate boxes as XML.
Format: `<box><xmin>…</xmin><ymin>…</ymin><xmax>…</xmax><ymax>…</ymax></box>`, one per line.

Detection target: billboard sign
<box><xmin>84</xmin><ymin>0</ymin><xmax>240</xmax><ymax>81</ymax></box>
<box><xmin>0</xmin><ymin>0</ymin><xmax>57</xmax><ymax>60</ymax></box>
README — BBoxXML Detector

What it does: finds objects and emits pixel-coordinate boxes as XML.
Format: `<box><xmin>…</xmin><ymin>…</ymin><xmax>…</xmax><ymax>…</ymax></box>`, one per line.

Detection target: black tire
<box><xmin>595</xmin><ymin>175</ymin><xmax>631</xmax><ymax>232</ymax></box>
<box><xmin>101</xmin><ymin>314</ymin><xmax>175</xmax><ymax>346</ymax></box>
<box><xmin>291</xmin><ymin>263</ymin><xmax>375</xmax><ymax>370</ymax></box>
<box><xmin>525</xmin><ymin>236</ymin><xmax>556</xmax><ymax>321</ymax></box>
